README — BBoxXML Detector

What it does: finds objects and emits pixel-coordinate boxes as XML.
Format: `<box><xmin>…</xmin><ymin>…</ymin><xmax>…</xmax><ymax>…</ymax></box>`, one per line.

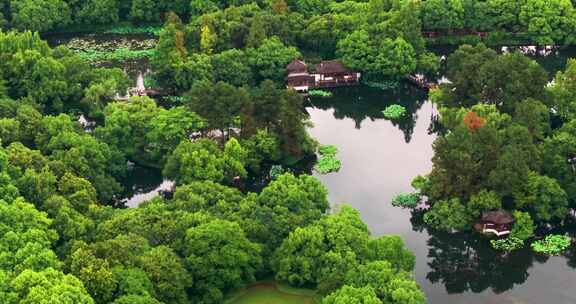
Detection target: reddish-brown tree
<box><xmin>463</xmin><ymin>111</ymin><xmax>485</xmax><ymax>132</ymax></box>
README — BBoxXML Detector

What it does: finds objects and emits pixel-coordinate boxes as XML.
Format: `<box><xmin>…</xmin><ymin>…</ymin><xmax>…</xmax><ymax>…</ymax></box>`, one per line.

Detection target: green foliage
<box><xmin>421</xmin><ymin>0</ymin><xmax>465</xmax><ymax>30</ymax></box>
<box><xmin>273</xmin><ymin>205</ymin><xmax>422</xmax><ymax>299</ymax></box>
<box><xmin>531</xmin><ymin>235</ymin><xmax>572</xmax><ymax>255</ymax></box>
<box><xmin>163</xmin><ymin>138</ymin><xmax>247</xmax><ymax>185</ymax></box>
<box><xmin>383</xmin><ymin>105</ymin><xmax>407</xmax><ymax>120</ymax></box>
<box><xmin>146</xmin><ymin>106</ymin><xmax>205</xmax><ymax>164</ymax></box>
<box><xmin>257</xmin><ymin>173</ymin><xmax>329</xmax><ymax>248</ymax></box>
<box><xmin>510</xmin><ymin>211</ymin><xmax>535</xmax><ymax>240</ymax></box>
<box><xmin>362</xmin><ymin>80</ymin><xmax>399</xmax><ymax>90</ymax></box>
<box><xmin>247</xmin><ymin>37</ymin><xmax>301</xmax><ymax>82</ymax></box>
<box><xmin>323</xmin><ymin>285</ymin><xmax>381</xmax><ymax>304</ymax></box>
<box><xmin>490</xmin><ymin>237</ymin><xmax>524</xmax><ymax>252</ymax></box>
<box><xmin>78</xmin><ymin>49</ymin><xmax>156</xmax><ymax>63</ymax></box>
<box><xmin>549</xmin><ymin>59</ymin><xmax>576</xmax><ymax>121</ymax></box>
<box><xmin>10</xmin><ymin>268</ymin><xmax>94</xmax><ymax>304</ymax></box>
<box><xmin>309</xmin><ymin>90</ymin><xmax>333</xmax><ymax>98</ymax></box>
<box><xmin>77</xmin><ymin>0</ymin><xmax>119</xmax><ymax>25</ymax></box>
<box><xmin>438</xmin><ymin>45</ymin><xmax>548</xmax><ymax>113</ymax></box>
<box><xmin>466</xmin><ymin>190</ymin><xmax>501</xmax><ymax>219</ymax></box>
<box><xmin>391</xmin><ymin>193</ymin><xmax>420</xmax><ymax>208</ymax></box>
<box><xmin>269</xmin><ymin>165</ymin><xmax>286</xmax><ymax>180</ymax></box>
<box><xmin>424</xmin><ymin>198</ymin><xmax>470</xmax><ymax>231</ymax></box>
<box><xmin>242</xmin><ymin>130</ymin><xmax>282</xmax><ymax>173</ymax></box>
<box><xmin>0</xmin><ymin>31</ymin><xmax>127</xmax><ymax>114</ymax></box>
<box><xmin>0</xmin><ymin>7</ymin><xmax>439</xmax><ymax>304</ymax></box>
<box><xmin>185</xmin><ymin>219</ymin><xmax>262</xmax><ymax>303</ymax></box>
<box><xmin>514</xmin><ymin>172</ymin><xmax>569</xmax><ymax>222</ymax></box>
<box><xmin>10</xmin><ymin>0</ymin><xmax>71</xmax><ymax>32</ymax></box>
<box><xmin>130</xmin><ymin>0</ymin><xmax>160</xmax><ymax>23</ymax></box>
<box><xmin>315</xmin><ymin>144</ymin><xmax>341</xmax><ymax>174</ymax></box>
<box><xmin>273</xmin><ymin>206</ymin><xmax>369</xmax><ymax>288</ymax></box>
<box><xmin>104</xmin><ymin>26</ymin><xmax>163</xmax><ymax>36</ymax></box>
<box><xmin>314</xmin><ymin>155</ymin><xmax>342</xmax><ymax>174</ymax></box>
<box><xmin>319</xmin><ymin>145</ymin><xmax>338</xmax><ymax>156</ymax></box>
<box><xmin>344</xmin><ymin>261</ymin><xmax>425</xmax><ymax>304</ymax></box>
<box><xmin>338</xmin><ymin>33</ymin><xmax>417</xmax><ymax>80</ymax></box>
<box><xmin>185</xmin><ymin>81</ymin><xmax>247</xmax><ymax>133</ymax></box>
<box><xmin>139</xmin><ymin>246</ymin><xmax>190</xmax><ymax>304</ymax></box>
<box><xmin>366</xmin><ymin>236</ymin><xmax>416</xmax><ymax>272</ymax></box>
<box><xmin>211</xmin><ymin>49</ymin><xmax>253</xmax><ymax>87</ymax></box>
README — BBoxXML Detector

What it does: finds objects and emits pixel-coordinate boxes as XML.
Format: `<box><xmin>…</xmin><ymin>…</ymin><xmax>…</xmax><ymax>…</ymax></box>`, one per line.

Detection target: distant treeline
<box><xmin>1</xmin><ymin>0</ymin><xmax>576</xmax><ymax>46</ymax></box>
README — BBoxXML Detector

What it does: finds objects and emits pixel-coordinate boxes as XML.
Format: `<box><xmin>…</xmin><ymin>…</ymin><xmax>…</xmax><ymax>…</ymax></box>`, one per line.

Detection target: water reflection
<box><xmin>309</xmin><ymin>83</ymin><xmax>428</xmax><ymax>143</ymax></box>
<box><xmin>117</xmin><ymin>165</ymin><xmax>174</xmax><ymax>208</ymax></box>
<box><xmin>411</xmin><ymin>210</ymin><xmax>533</xmax><ymax>294</ymax></box>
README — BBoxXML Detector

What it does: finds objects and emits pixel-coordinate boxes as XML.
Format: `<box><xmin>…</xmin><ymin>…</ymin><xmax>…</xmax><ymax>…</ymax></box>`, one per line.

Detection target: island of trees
<box><xmin>404</xmin><ymin>44</ymin><xmax>576</xmax><ymax>253</ymax></box>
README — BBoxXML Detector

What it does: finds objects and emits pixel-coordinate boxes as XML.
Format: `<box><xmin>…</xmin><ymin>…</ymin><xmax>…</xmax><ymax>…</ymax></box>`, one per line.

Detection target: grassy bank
<box><xmin>225</xmin><ymin>281</ymin><xmax>321</xmax><ymax>304</ymax></box>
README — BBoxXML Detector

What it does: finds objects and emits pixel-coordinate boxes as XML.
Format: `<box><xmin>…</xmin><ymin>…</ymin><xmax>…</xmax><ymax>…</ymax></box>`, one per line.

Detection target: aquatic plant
<box><xmin>383</xmin><ymin>104</ymin><xmax>407</xmax><ymax>119</ymax></box>
<box><xmin>309</xmin><ymin>89</ymin><xmax>333</xmax><ymax>97</ymax></box>
<box><xmin>105</xmin><ymin>26</ymin><xmax>162</xmax><ymax>36</ymax></box>
<box><xmin>531</xmin><ymin>235</ymin><xmax>572</xmax><ymax>255</ymax></box>
<box><xmin>66</xmin><ymin>37</ymin><xmax>157</xmax><ymax>52</ymax></box>
<box><xmin>362</xmin><ymin>80</ymin><xmax>399</xmax><ymax>90</ymax></box>
<box><xmin>490</xmin><ymin>237</ymin><xmax>524</xmax><ymax>252</ymax></box>
<box><xmin>391</xmin><ymin>193</ymin><xmax>420</xmax><ymax>208</ymax></box>
<box><xmin>65</xmin><ymin>37</ymin><xmax>157</xmax><ymax>63</ymax></box>
<box><xmin>314</xmin><ymin>156</ymin><xmax>342</xmax><ymax>174</ymax></box>
<box><xmin>78</xmin><ymin>48</ymin><xmax>156</xmax><ymax>62</ymax></box>
<box><xmin>318</xmin><ymin>145</ymin><xmax>338</xmax><ymax>156</ymax></box>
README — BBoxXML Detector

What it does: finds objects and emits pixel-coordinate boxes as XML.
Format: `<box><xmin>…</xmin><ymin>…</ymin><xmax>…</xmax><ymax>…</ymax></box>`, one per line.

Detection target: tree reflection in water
<box><xmin>308</xmin><ymin>83</ymin><xmax>427</xmax><ymax>143</ymax></box>
<box><xmin>410</xmin><ymin>209</ymin><xmax>535</xmax><ymax>294</ymax></box>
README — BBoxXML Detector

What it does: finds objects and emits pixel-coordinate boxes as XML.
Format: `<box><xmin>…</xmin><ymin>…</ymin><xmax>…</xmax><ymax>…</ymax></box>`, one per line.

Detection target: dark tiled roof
<box><xmin>481</xmin><ymin>210</ymin><xmax>514</xmax><ymax>224</ymax></box>
<box><xmin>314</xmin><ymin>60</ymin><xmax>350</xmax><ymax>74</ymax></box>
<box><xmin>287</xmin><ymin>59</ymin><xmax>308</xmax><ymax>73</ymax></box>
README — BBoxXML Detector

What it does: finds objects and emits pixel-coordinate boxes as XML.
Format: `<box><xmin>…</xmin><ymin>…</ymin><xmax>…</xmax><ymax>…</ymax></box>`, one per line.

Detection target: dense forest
<box><xmin>0</xmin><ymin>29</ymin><xmax>425</xmax><ymax>303</ymax></box>
<box><xmin>2</xmin><ymin>0</ymin><xmax>576</xmax><ymax>303</ymax></box>
<box><xmin>2</xmin><ymin>0</ymin><xmax>576</xmax><ymax>45</ymax></box>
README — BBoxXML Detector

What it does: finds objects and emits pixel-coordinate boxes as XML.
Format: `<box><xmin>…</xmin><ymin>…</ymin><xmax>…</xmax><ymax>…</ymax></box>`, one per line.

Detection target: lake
<box><xmin>306</xmin><ymin>71</ymin><xmax>576</xmax><ymax>303</ymax></box>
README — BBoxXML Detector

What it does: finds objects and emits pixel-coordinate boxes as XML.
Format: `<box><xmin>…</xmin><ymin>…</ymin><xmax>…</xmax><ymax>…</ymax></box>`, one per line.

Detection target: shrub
<box><xmin>531</xmin><ymin>235</ymin><xmax>572</xmax><ymax>255</ymax></box>
<box><xmin>391</xmin><ymin>193</ymin><xmax>420</xmax><ymax>208</ymax></box>
<box><xmin>383</xmin><ymin>104</ymin><xmax>406</xmax><ymax>119</ymax></box>
<box><xmin>314</xmin><ymin>156</ymin><xmax>341</xmax><ymax>174</ymax></box>
<box><xmin>510</xmin><ymin>211</ymin><xmax>535</xmax><ymax>240</ymax></box>
<box><xmin>308</xmin><ymin>89</ymin><xmax>332</xmax><ymax>97</ymax></box>
<box><xmin>490</xmin><ymin>237</ymin><xmax>524</xmax><ymax>252</ymax></box>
